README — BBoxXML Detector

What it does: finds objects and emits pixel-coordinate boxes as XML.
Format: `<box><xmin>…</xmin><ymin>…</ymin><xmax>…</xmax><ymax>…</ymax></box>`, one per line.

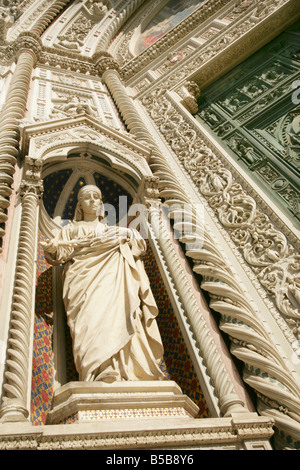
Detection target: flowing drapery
<box><xmin>44</xmin><ymin>222</ymin><xmax>166</xmax><ymax>382</ymax></box>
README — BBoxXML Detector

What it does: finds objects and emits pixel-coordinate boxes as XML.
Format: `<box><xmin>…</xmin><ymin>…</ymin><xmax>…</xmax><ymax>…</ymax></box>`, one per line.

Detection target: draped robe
<box><xmin>44</xmin><ymin>221</ymin><xmax>166</xmax><ymax>382</ymax></box>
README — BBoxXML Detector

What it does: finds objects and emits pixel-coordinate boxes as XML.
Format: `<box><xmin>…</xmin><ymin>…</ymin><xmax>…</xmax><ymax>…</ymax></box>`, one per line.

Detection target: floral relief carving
<box><xmin>142</xmin><ymin>89</ymin><xmax>300</xmax><ymax>342</ymax></box>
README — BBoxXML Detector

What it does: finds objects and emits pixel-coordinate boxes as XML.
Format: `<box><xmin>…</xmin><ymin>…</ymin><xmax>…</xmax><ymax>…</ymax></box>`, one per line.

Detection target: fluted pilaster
<box><xmin>0</xmin><ymin>158</ymin><xmax>43</xmax><ymax>423</ymax></box>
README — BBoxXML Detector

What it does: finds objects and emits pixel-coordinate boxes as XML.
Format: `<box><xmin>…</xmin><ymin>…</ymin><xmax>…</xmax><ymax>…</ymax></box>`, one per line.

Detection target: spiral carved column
<box><xmin>99</xmin><ymin>59</ymin><xmax>156</xmax><ymax>145</ymax></box>
<box><xmin>0</xmin><ymin>32</ymin><xmax>41</xmax><ymax>252</ymax></box>
<box><xmin>100</xmin><ymin>60</ymin><xmax>251</xmax><ymax>416</ymax></box>
<box><xmin>0</xmin><ymin>158</ymin><xmax>43</xmax><ymax>423</ymax></box>
<box><xmin>148</xmin><ymin>201</ymin><xmax>249</xmax><ymax>416</ymax></box>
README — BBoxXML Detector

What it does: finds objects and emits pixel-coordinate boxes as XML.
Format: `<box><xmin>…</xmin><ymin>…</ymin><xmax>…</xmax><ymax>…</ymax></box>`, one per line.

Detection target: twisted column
<box><xmin>98</xmin><ymin>57</ymin><xmax>156</xmax><ymax>145</ymax></box>
<box><xmin>100</xmin><ymin>60</ymin><xmax>251</xmax><ymax>416</ymax></box>
<box><xmin>0</xmin><ymin>158</ymin><xmax>43</xmax><ymax>423</ymax></box>
<box><xmin>149</xmin><ymin>202</ymin><xmax>249</xmax><ymax>416</ymax></box>
<box><xmin>0</xmin><ymin>32</ymin><xmax>41</xmax><ymax>252</ymax></box>
<box><xmin>141</xmin><ymin>88</ymin><xmax>300</xmax><ymax>448</ymax></box>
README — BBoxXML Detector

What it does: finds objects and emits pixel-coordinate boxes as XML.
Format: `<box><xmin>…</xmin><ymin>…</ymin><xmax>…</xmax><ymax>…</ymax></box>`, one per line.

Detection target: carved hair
<box><xmin>73</xmin><ymin>184</ymin><xmax>105</xmax><ymax>221</ymax></box>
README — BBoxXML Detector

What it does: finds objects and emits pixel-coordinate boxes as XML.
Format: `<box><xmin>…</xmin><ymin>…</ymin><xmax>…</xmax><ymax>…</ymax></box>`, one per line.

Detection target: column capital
<box><xmin>14</xmin><ymin>31</ymin><xmax>42</xmax><ymax>62</ymax></box>
<box><xmin>20</xmin><ymin>157</ymin><xmax>43</xmax><ymax>199</ymax></box>
<box><xmin>141</xmin><ymin>175</ymin><xmax>161</xmax><ymax>208</ymax></box>
<box><xmin>19</xmin><ymin>181</ymin><xmax>44</xmax><ymax>199</ymax></box>
<box><xmin>93</xmin><ymin>51</ymin><xmax>120</xmax><ymax>76</ymax></box>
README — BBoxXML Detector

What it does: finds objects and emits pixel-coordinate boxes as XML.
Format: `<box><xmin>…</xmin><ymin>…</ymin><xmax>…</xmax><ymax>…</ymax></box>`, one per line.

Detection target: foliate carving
<box><xmin>0</xmin><ymin>1</ymin><xmax>24</xmax><ymax>23</ymax></box>
<box><xmin>122</xmin><ymin>0</ymin><xmax>293</xmax><ymax>88</ymax></box>
<box><xmin>149</xmin><ymin>203</ymin><xmax>249</xmax><ymax>418</ymax></box>
<box><xmin>24</xmin><ymin>157</ymin><xmax>42</xmax><ymax>182</ymax></box>
<box><xmin>141</xmin><ymin>88</ymin><xmax>300</xmax><ymax>447</ymax></box>
<box><xmin>20</xmin><ymin>157</ymin><xmax>43</xmax><ymax>199</ymax></box>
<box><xmin>0</xmin><ymin>414</ymin><xmax>275</xmax><ymax>449</ymax></box>
<box><xmin>94</xmin><ymin>0</ymin><xmax>144</xmax><ymax>53</ymax></box>
<box><xmin>0</xmin><ymin>33</ymin><xmax>40</xmax><ymax>252</ymax></box>
<box><xmin>14</xmin><ymin>31</ymin><xmax>42</xmax><ymax>60</ymax></box>
<box><xmin>86</xmin><ymin>0</ymin><xmax>109</xmax><ymax>17</ymax></box>
<box><xmin>50</xmin><ymin>91</ymin><xmax>98</xmax><ymax>119</ymax></box>
<box><xmin>119</xmin><ymin>0</ymin><xmax>232</xmax><ymax>79</ymax></box>
<box><xmin>143</xmin><ymin>88</ymin><xmax>300</xmax><ymax>339</ymax></box>
<box><xmin>0</xmin><ymin>6</ymin><xmax>14</xmax><ymax>41</ymax></box>
<box><xmin>94</xmin><ymin>52</ymin><xmax>120</xmax><ymax>75</ymax></box>
<box><xmin>177</xmin><ymin>81</ymin><xmax>201</xmax><ymax>114</ymax></box>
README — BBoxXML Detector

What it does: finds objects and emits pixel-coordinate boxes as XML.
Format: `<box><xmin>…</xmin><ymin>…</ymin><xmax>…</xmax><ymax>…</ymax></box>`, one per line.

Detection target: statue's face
<box><xmin>79</xmin><ymin>189</ymin><xmax>102</xmax><ymax>217</ymax></box>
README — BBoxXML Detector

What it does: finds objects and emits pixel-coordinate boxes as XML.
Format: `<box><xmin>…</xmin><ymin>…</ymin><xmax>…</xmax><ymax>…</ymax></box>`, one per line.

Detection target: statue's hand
<box><xmin>40</xmin><ymin>239</ymin><xmax>57</xmax><ymax>254</ymax></box>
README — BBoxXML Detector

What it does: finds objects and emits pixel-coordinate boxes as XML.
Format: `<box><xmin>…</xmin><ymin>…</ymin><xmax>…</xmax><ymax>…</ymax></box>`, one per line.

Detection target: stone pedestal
<box><xmin>46</xmin><ymin>381</ymin><xmax>199</xmax><ymax>424</ymax></box>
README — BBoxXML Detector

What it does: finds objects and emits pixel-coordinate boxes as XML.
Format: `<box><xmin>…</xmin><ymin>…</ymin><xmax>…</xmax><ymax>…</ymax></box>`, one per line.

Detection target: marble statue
<box><xmin>42</xmin><ymin>185</ymin><xmax>166</xmax><ymax>383</ymax></box>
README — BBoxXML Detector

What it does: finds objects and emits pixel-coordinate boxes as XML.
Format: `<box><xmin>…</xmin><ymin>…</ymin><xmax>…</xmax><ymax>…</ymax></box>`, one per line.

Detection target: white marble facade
<box><xmin>0</xmin><ymin>0</ymin><xmax>299</xmax><ymax>450</ymax></box>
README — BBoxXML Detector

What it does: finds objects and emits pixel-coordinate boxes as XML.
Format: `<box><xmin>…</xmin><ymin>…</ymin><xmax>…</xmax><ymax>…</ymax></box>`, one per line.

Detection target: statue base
<box><xmin>46</xmin><ymin>381</ymin><xmax>199</xmax><ymax>424</ymax></box>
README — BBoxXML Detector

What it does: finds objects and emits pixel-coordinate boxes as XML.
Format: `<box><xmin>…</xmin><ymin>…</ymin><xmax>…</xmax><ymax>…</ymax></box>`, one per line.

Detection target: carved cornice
<box><xmin>131</xmin><ymin>0</ymin><xmax>299</xmax><ymax>96</ymax></box>
<box><xmin>0</xmin><ymin>415</ymin><xmax>274</xmax><ymax>450</ymax></box>
<box><xmin>94</xmin><ymin>0</ymin><xmax>146</xmax><ymax>53</ymax></box>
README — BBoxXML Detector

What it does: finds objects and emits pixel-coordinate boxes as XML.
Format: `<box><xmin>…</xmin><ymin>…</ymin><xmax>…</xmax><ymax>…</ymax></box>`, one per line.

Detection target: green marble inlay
<box><xmin>196</xmin><ymin>22</ymin><xmax>300</xmax><ymax>226</ymax></box>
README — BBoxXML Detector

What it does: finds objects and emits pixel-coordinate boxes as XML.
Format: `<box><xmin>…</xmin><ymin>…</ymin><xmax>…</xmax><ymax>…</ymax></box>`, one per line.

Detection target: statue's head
<box><xmin>74</xmin><ymin>184</ymin><xmax>105</xmax><ymax>221</ymax></box>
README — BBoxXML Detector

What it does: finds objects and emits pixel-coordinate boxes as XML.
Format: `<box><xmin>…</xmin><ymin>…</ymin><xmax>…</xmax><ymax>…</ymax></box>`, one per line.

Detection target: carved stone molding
<box><xmin>94</xmin><ymin>0</ymin><xmax>146</xmax><ymax>53</ymax></box>
<box><xmin>96</xmin><ymin>49</ymin><xmax>300</xmax><ymax>446</ymax></box>
<box><xmin>94</xmin><ymin>51</ymin><xmax>120</xmax><ymax>75</ymax></box>
<box><xmin>100</xmin><ymin>62</ymin><xmax>262</xmax><ymax>419</ymax></box>
<box><xmin>127</xmin><ymin>0</ymin><xmax>299</xmax><ymax>95</ymax></box>
<box><xmin>14</xmin><ymin>31</ymin><xmax>42</xmax><ymax>61</ymax></box>
<box><xmin>30</xmin><ymin>0</ymin><xmax>73</xmax><ymax>38</ymax></box>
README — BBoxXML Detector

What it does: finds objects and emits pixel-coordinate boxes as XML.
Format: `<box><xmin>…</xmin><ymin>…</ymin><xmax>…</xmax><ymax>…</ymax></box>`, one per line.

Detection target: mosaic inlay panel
<box><xmin>31</xmin><ymin>232</ymin><xmax>54</xmax><ymax>426</ymax></box>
